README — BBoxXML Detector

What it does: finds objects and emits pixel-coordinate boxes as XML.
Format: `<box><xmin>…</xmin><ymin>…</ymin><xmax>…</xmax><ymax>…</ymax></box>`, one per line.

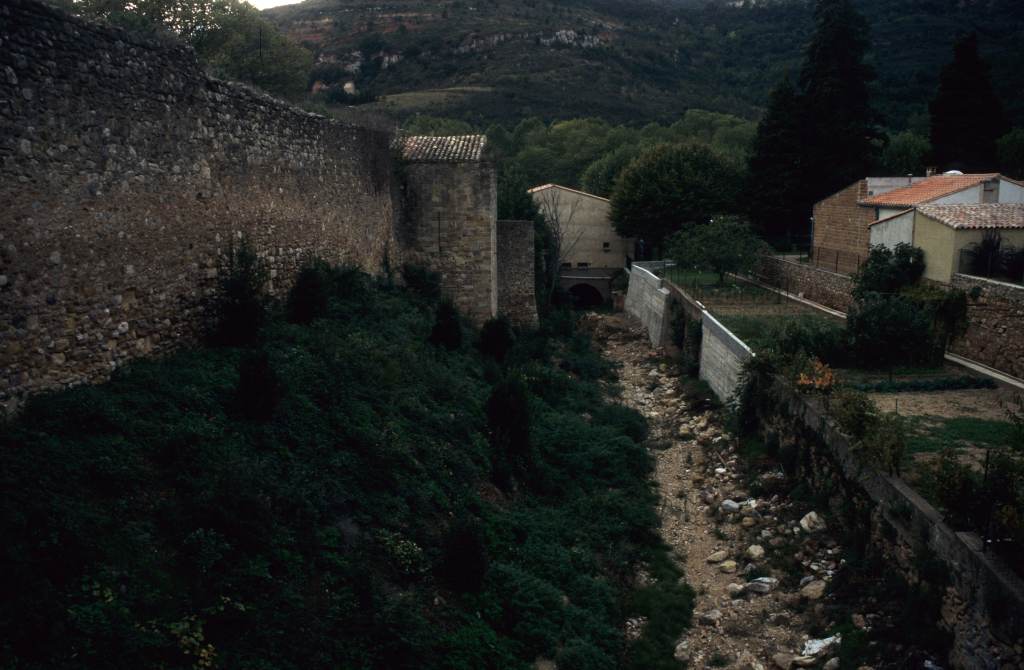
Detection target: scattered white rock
<box><xmin>726</xmin><ymin>582</ymin><xmax>746</xmax><ymax>597</ymax></box>
<box><xmin>746</xmin><ymin>577</ymin><xmax>779</xmax><ymax>594</ymax></box>
<box><xmin>746</xmin><ymin>544</ymin><xmax>765</xmax><ymax>560</ymax></box>
<box><xmin>799</xmin><ymin>511</ymin><xmax>827</xmax><ymax>533</ymax></box>
<box><xmin>706</xmin><ymin>550</ymin><xmax>729</xmax><ymax>563</ymax></box>
<box><xmin>719</xmin><ymin>560</ymin><xmax>738</xmax><ymax>574</ymax></box>
<box><xmin>803</xmin><ymin>634</ymin><xmax>841</xmax><ymax>657</ymax></box>
<box><xmin>721</xmin><ymin>499</ymin><xmax>741</xmax><ymax>513</ymax></box>
<box><xmin>698</xmin><ymin>609</ymin><xmax>722</xmax><ymax>626</ymax></box>
<box><xmin>673</xmin><ymin>640</ymin><xmax>690</xmax><ymax>662</ymax></box>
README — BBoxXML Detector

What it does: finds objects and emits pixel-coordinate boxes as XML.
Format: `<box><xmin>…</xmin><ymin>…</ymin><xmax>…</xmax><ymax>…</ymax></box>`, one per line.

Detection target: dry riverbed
<box><xmin>584</xmin><ymin>312</ymin><xmax>945</xmax><ymax>670</ymax></box>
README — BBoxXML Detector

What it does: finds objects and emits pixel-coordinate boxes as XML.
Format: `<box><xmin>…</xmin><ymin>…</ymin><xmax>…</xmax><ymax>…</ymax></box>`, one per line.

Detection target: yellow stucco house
<box><xmin>869</xmin><ymin>203</ymin><xmax>1024</xmax><ymax>283</ymax></box>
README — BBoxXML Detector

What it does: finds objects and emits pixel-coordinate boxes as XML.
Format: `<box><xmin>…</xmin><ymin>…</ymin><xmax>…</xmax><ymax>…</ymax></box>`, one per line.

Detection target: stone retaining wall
<box><xmin>949</xmin><ymin>274</ymin><xmax>1024</xmax><ymax>380</ymax></box>
<box><xmin>754</xmin><ymin>256</ymin><xmax>855</xmax><ymax>313</ymax></box>
<box><xmin>0</xmin><ymin>0</ymin><xmax>398</xmax><ymax>410</ymax></box>
<box><xmin>764</xmin><ymin>382</ymin><xmax>1024</xmax><ymax>670</ymax></box>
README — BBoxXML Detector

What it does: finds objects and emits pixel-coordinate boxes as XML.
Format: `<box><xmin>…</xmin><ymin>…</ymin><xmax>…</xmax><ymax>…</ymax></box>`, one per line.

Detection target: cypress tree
<box><xmin>798</xmin><ymin>0</ymin><xmax>879</xmax><ymax>204</ymax></box>
<box><xmin>929</xmin><ymin>33</ymin><xmax>1009</xmax><ymax>172</ymax></box>
<box><xmin>746</xmin><ymin>79</ymin><xmax>808</xmax><ymax>242</ymax></box>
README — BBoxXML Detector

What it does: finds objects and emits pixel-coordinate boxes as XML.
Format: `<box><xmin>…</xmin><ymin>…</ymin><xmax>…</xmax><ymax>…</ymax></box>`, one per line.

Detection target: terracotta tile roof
<box><xmin>917</xmin><ymin>203</ymin><xmax>1024</xmax><ymax>230</ymax></box>
<box><xmin>399</xmin><ymin>135</ymin><xmax>488</xmax><ymax>162</ymax></box>
<box><xmin>860</xmin><ymin>173</ymin><xmax>999</xmax><ymax>207</ymax></box>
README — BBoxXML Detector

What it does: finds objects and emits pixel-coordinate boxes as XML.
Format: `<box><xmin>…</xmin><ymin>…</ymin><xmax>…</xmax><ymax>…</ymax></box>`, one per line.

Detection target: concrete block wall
<box><xmin>624</xmin><ymin>262</ymin><xmax>672</xmax><ymax>348</ymax></box>
<box><xmin>698</xmin><ymin>312</ymin><xmax>754</xmax><ymax>403</ymax></box>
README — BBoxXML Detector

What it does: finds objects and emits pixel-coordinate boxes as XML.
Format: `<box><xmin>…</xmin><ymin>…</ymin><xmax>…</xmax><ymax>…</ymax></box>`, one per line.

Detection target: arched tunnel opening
<box><xmin>568</xmin><ymin>283</ymin><xmax>605</xmax><ymax>309</ymax></box>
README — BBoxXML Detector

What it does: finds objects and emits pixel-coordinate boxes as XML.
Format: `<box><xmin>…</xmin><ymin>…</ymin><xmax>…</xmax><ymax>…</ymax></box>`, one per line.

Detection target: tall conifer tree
<box><xmin>798</xmin><ymin>0</ymin><xmax>879</xmax><ymax>202</ymax></box>
<box><xmin>747</xmin><ymin>0</ymin><xmax>878</xmax><ymax>243</ymax></box>
<box><xmin>929</xmin><ymin>33</ymin><xmax>1009</xmax><ymax>172</ymax></box>
<box><xmin>746</xmin><ymin>79</ymin><xmax>807</xmax><ymax>241</ymax></box>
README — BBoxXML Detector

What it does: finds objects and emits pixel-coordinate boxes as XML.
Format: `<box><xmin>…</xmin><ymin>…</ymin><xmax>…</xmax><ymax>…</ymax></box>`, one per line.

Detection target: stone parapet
<box><xmin>949</xmin><ymin>274</ymin><xmax>1024</xmax><ymax>381</ymax></box>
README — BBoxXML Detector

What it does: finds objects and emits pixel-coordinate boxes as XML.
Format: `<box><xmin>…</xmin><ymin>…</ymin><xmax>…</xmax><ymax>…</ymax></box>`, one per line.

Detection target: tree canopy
<box><xmin>667</xmin><ymin>217</ymin><xmax>767</xmax><ymax>285</ymax></box>
<box><xmin>929</xmin><ymin>33</ymin><xmax>1009</xmax><ymax>172</ymax></box>
<box><xmin>610</xmin><ymin>144</ymin><xmax>741</xmax><ymax>251</ymax></box>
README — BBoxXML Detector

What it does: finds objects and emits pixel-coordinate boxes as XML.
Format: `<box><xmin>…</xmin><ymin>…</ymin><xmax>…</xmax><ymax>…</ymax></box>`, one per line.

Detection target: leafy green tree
<box><xmin>746</xmin><ymin>79</ymin><xmax>807</xmax><ymax>241</ymax></box>
<box><xmin>497</xmin><ymin>161</ymin><xmax>540</xmax><ymax>221</ymax></box>
<box><xmin>798</xmin><ymin>0</ymin><xmax>880</xmax><ymax>206</ymax></box>
<box><xmin>998</xmin><ymin>128</ymin><xmax>1024</xmax><ymax>179</ymax></box>
<box><xmin>852</xmin><ymin>243</ymin><xmax>925</xmax><ymax>298</ymax></box>
<box><xmin>667</xmin><ymin>216</ymin><xmax>767</xmax><ymax>285</ymax></box>
<box><xmin>610</xmin><ymin>144</ymin><xmax>741</xmax><ymax>252</ymax></box>
<box><xmin>580</xmin><ymin>145</ymin><xmax>640</xmax><ymax>197</ymax></box>
<box><xmin>879</xmin><ymin>131</ymin><xmax>931</xmax><ymax>176</ymax></box>
<box><xmin>929</xmin><ymin>33</ymin><xmax>1009</xmax><ymax>172</ymax></box>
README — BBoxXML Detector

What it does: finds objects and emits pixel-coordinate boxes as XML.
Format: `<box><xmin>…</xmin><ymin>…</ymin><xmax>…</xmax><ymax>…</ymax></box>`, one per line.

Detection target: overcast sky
<box><xmin>248</xmin><ymin>0</ymin><xmax>299</xmax><ymax>9</ymax></box>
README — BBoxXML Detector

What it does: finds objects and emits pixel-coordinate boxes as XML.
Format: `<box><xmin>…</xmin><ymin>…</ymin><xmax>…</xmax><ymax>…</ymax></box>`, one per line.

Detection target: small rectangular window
<box><xmin>560</xmin><ymin>262</ymin><xmax>572</xmax><ymax>270</ymax></box>
<box><xmin>602</xmin><ymin>242</ymin><xmax>611</xmax><ymax>251</ymax></box>
<box><xmin>577</xmin><ymin>262</ymin><xmax>590</xmax><ymax>268</ymax></box>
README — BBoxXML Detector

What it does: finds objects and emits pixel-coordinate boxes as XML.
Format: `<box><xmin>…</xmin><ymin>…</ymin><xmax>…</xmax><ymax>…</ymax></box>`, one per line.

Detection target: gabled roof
<box><xmin>917</xmin><ymin>203</ymin><xmax>1024</xmax><ymax>230</ymax></box>
<box><xmin>399</xmin><ymin>135</ymin><xmax>488</xmax><ymax>162</ymax></box>
<box><xmin>860</xmin><ymin>173</ymin><xmax>999</xmax><ymax>207</ymax></box>
<box><xmin>527</xmin><ymin>183</ymin><xmax>610</xmax><ymax>203</ymax></box>
<box><xmin>867</xmin><ymin>208</ymin><xmax>914</xmax><ymax>228</ymax></box>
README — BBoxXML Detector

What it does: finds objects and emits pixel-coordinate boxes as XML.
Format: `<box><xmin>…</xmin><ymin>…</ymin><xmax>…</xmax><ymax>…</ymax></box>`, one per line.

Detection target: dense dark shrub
<box><xmin>770</xmin><ymin>317</ymin><xmax>847</xmax><ymax>365</ymax></box>
<box><xmin>963</xmin><ymin>230</ymin><xmax>1006</xmax><ymax>278</ymax></box>
<box><xmin>680</xmin><ymin>317</ymin><xmax>702</xmax><ymax>377</ymax></box>
<box><xmin>852</xmin><ymin>242</ymin><xmax>925</xmax><ymax>297</ymax></box>
<box><xmin>212</xmin><ymin>241</ymin><xmax>268</xmax><ymax>346</ymax></box>
<box><xmin>486</xmin><ymin>375</ymin><xmax>532</xmax><ymax>481</ymax></box>
<box><xmin>479</xmin><ymin>316</ymin><xmax>516</xmax><ymax>363</ymax></box>
<box><xmin>236</xmin><ymin>350</ymin><xmax>283</xmax><ymax>421</ymax></box>
<box><xmin>286</xmin><ymin>262</ymin><xmax>331</xmax><ymax>324</ymax></box>
<box><xmin>402</xmin><ymin>264</ymin><xmax>442</xmax><ymax>302</ymax></box>
<box><xmin>846</xmin><ymin>292</ymin><xmax>933</xmax><ymax>368</ymax></box>
<box><xmin>438</xmin><ymin>519</ymin><xmax>489</xmax><ymax>594</ymax></box>
<box><xmin>429</xmin><ymin>300</ymin><xmax>462</xmax><ymax>350</ymax></box>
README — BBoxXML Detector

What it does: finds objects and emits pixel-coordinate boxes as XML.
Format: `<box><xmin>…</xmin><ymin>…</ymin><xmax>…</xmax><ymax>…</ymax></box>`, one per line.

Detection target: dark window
<box><xmin>577</xmin><ymin>262</ymin><xmax>590</xmax><ymax>268</ymax></box>
<box><xmin>602</xmin><ymin>242</ymin><xmax>611</xmax><ymax>251</ymax></box>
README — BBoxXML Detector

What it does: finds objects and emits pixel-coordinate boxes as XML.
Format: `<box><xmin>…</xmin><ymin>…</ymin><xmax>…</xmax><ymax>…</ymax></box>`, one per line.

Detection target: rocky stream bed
<box><xmin>585</xmin><ymin>313</ymin><xmax>946</xmax><ymax>670</ymax></box>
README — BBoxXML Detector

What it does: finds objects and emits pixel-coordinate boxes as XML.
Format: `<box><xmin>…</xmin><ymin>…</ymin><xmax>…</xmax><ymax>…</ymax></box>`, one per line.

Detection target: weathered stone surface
<box><xmin>799</xmin><ymin>512</ymin><xmax>826</xmax><ymax>533</ymax></box>
<box><xmin>800</xmin><ymin>580</ymin><xmax>827</xmax><ymax>600</ymax></box>
<box><xmin>707</xmin><ymin>550</ymin><xmax>729</xmax><ymax>563</ymax></box>
<box><xmin>746</xmin><ymin>544</ymin><xmax>765</xmax><ymax>560</ymax></box>
<box><xmin>719</xmin><ymin>560</ymin><xmax>738</xmax><ymax>574</ymax></box>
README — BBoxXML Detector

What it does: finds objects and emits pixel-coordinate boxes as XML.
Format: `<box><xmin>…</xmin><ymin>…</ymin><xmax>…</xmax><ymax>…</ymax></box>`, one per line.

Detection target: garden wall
<box><xmin>949</xmin><ymin>274</ymin><xmax>1024</xmax><ymax>380</ymax></box>
<box><xmin>762</xmin><ymin>384</ymin><xmax>1024</xmax><ymax>670</ymax></box>
<box><xmin>0</xmin><ymin>0</ymin><xmax>398</xmax><ymax>411</ymax></box>
<box><xmin>698</xmin><ymin>312</ymin><xmax>753</xmax><ymax>404</ymax></box>
<box><xmin>754</xmin><ymin>256</ymin><xmax>855</xmax><ymax>313</ymax></box>
<box><xmin>624</xmin><ymin>262</ymin><xmax>673</xmax><ymax>348</ymax></box>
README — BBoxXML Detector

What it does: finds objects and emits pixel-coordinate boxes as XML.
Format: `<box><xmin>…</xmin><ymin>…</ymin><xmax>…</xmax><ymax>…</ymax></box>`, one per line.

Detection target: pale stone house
<box><xmin>528</xmin><ymin>184</ymin><xmax>634</xmax><ymax>270</ymax></box>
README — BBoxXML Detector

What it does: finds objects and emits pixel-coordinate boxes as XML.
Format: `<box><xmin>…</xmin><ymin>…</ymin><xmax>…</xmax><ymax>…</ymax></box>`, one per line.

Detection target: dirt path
<box><xmin>586</xmin><ymin>313</ymin><xmax>851</xmax><ymax>670</ymax></box>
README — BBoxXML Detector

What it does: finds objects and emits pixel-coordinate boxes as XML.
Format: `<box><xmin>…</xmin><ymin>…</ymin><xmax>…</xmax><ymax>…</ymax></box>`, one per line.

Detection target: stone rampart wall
<box><xmin>402</xmin><ymin>160</ymin><xmax>497</xmax><ymax>324</ymax></box>
<box><xmin>0</xmin><ymin>0</ymin><xmax>398</xmax><ymax>409</ymax></box>
<box><xmin>949</xmin><ymin>274</ymin><xmax>1024</xmax><ymax>380</ymax></box>
<box><xmin>496</xmin><ymin>220</ymin><xmax>538</xmax><ymax>328</ymax></box>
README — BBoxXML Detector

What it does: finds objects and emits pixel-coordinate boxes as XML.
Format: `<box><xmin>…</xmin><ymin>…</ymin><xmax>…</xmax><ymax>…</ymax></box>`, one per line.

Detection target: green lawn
<box><xmin>906</xmin><ymin>416</ymin><xmax>1018</xmax><ymax>454</ymax></box>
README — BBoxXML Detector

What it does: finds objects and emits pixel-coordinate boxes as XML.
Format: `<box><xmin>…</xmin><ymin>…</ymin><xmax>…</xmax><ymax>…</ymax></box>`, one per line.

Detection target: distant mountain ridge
<box><xmin>264</xmin><ymin>0</ymin><xmax>1024</xmax><ymax>129</ymax></box>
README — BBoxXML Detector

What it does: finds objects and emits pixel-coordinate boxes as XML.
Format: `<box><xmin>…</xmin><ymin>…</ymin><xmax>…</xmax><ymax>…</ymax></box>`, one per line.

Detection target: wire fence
<box><xmin>808</xmin><ymin>246</ymin><xmax>863</xmax><ymax>275</ymax></box>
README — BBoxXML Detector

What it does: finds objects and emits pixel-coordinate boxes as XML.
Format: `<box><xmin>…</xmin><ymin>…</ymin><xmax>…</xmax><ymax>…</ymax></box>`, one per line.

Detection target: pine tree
<box><xmin>929</xmin><ymin>33</ymin><xmax>1009</xmax><ymax>172</ymax></box>
<box><xmin>745</xmin><ymin>79</ymin><xmax>808</xmax><ymax>242</ymax></box>
<box><xmin>798</xmin><ymin>0</ymin><xmax>879</xmax><ymax>203</ymax></box>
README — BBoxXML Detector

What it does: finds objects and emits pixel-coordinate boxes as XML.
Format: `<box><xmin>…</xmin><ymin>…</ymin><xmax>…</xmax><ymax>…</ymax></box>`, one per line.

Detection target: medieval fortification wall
<box><xmin>1</xmin><ymin>0</ymin><xmax>400</xmax><ymax>410</ymax></box>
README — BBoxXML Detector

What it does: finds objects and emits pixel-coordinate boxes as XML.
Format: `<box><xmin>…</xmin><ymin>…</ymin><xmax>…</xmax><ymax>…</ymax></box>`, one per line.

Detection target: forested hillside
<box><xmin>265</xmin><ymin>0</ymin><xmax>1024</xmax><ymax>130</ymax></box>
